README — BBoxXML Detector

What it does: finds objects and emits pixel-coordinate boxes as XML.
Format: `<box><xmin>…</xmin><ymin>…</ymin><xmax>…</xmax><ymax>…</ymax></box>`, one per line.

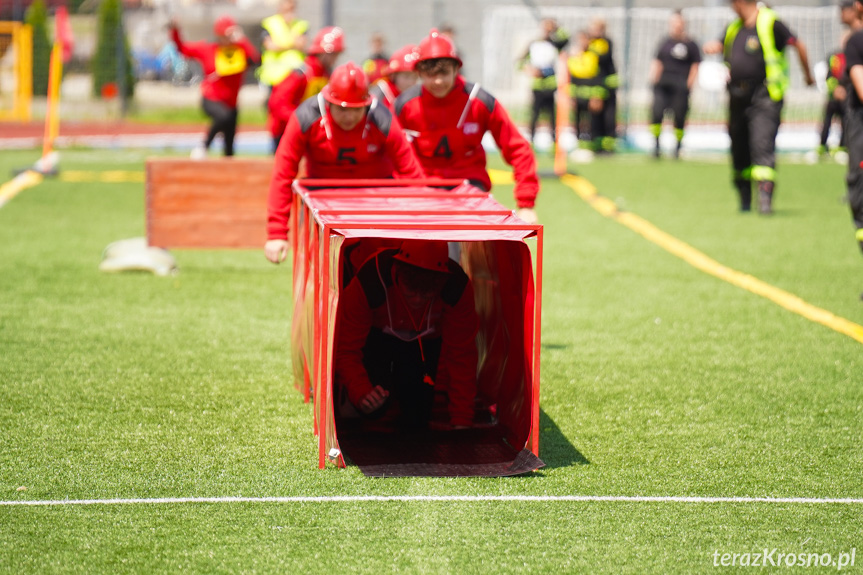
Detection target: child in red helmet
<box><xmin>169</xmin><ymin>16</ymin><xmax>260</xmax><ymax>158</ymax></box>
<box><xmin>334</xmin><ymin>239</ymin><xmax>479</xmax><ymax>429</ymax></box>
<box><xmin>370</xmin><ymin>44</ymin><xmax>419</xmax><ymax>113</ymax></box>
<box><xmin>265</xmin><ymin>62</ymin><xmax>426</xmax><ymax>264</ymax></box>
<box><xmin>395</xmin><ymin>29</ymin><xmax>540</xmax><ymax>224</ymax></box>
<box><xmin>267</xmin><ymin>26</ymin><xmax>344</xmax><ymax>153</ymax></box>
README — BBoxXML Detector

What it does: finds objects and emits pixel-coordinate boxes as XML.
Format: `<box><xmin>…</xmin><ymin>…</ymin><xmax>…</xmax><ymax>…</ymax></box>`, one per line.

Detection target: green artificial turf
<box><xmin>0</xmin><ymin>148</ymin><xmax>861</xmax><ymax>573</ymax></box>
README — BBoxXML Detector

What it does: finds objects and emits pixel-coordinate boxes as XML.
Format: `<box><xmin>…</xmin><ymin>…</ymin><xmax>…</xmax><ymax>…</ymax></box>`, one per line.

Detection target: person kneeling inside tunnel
<box><xmin>334</xmin><ymin>239</ymin><xmax>479</xmax><ymax>430</ymax></box>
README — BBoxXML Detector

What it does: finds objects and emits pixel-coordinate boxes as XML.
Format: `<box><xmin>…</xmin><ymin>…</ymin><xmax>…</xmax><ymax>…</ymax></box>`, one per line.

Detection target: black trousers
<box><xmin>591</xmin><ymin>92</ymin><xmax>617</xmax><ymax>147</ymax></box>
<box><xmin>844</xmin><ymin>106</ymin><xmax>863</xmax><ymax>254</ymax></box>
<box><xmin>573</xmin><ymin>98</ymin><xmax>591</xmax><ymax>141</ymax></box>
<box><xmin>728</xmin><ymin>83</ymin><xmax>782</xmax><ymax>181</ymax></box>
<box><xmin>819</xmin><ymin>98</ymin><xmax>846</xmax><ymax>149</ymax></box>
<box><xmin>652</xmin><ymin>83</ymin><xmax>690</xmax><ymax>131</ymax></box>
<box><xmin>202</xmin><ymin>97</ymin><xmax>238</xmax><ymax>157</ymax></box>
<box><xmin>359</xmin><ymin>328</ymin><xmax>442</xmax><ymax>428</ymax></box>
<box><xmin>529</xmin><ymin>89</ymin><xmax>556</xmax><ymax>143</ymax></box>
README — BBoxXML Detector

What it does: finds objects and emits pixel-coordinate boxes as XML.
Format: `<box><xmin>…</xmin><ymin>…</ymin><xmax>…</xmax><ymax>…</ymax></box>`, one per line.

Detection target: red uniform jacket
<box><xmin>395</xmin><ymin>76</ymin><xmax>539</xmax><ymax>208</ymax></box>
<box><xmin>363</xmin><ymin>55</ymin><xmax>389</xmax><ymax>84</ymax></box>
<box><xmin>267</xmin><ymin>98</ymin><xmax>426</xmax><ymax>240</ymax></box>
<box><xmin>171</xmin><ymin>29</ymin><xmax>259</xmax><ymax>109</ymax></box>
<box><xmin>267</xmin><ymin>55</ymin><xmax>329</xmax><ymax>138</ymax></box>
<box><xmin>335</xmin><ymin>249</ymin><xmax>479</xmax><ymax>427</ymax></box>
<box><xmin>369</xmin><ymin>78</ymin><xmax>400</xmax><ymax>113</ymax></box>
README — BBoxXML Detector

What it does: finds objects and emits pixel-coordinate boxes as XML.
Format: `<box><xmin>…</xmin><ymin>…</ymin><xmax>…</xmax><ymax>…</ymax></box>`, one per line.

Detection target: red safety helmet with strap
<box><xmin>321</xmin><ymin>62</ymin><xmax>372</xmax><ymax>107</ymax></box>
<box><xmin>309</xmin><ymin>26</ymin><xmax>345</xmax><ymax>55</ymax></box>
<box><xmin>416</xmin><ymin>29</ymin><xmax>462</xmax><ymax>67</ymax></box>
<box><xmin>386</xmin><ymin>44</ymin><xmax>419</xmax><ymax>75</ymax></box>
<box><xmin>393</xmin><ymin>240</ymin><xmax>451</xmax><ymax>274</ymax></box>
<box><xmin>213</xmin><ymin>15</ymin><xmax>237</xmax><ymax>37</ymax></box>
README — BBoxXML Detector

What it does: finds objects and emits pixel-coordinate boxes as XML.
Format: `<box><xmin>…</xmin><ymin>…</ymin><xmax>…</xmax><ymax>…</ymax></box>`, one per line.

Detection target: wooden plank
<box><xmin>146</xmin><ymin>157</ymin><xmax>274</xmax><ymax>249</ymax></box>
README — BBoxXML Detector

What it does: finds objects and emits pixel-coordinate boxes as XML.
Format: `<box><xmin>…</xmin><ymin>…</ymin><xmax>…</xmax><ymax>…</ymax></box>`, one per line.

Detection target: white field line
<box><xmin>2</xmin><ymin>495</ymin><xmax>863</xmax><ymax>507</ymax></box>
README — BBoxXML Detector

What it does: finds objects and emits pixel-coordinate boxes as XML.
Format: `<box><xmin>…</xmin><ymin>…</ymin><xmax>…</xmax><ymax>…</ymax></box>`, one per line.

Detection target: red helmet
<box><xmin>386</xmin><ymin>44</ymin><xmax>419</xmax><ymax>75</ymax></box>
<box><xmin>393</xmin><ymin>240</ymin><xmax>451</xmax><ymax>274</ymax></box>
<box><xmin>417</xmin><ymin>29</ymin><xmax>462</xmax><ymax>67</ymax></box>
<box><xmin>213</xmin><ymin>15</ymin><xmax>236</xmax><ymax>37</ymax></box>
<box><xmin>322</xmin><ymin>62</ymin><xmax>372</xmax><ymax>107</ymax></box>
<box><xmin>309</xmin><ymin>26</ymin><xmax>344</xmax><ymax>55</ymax></box>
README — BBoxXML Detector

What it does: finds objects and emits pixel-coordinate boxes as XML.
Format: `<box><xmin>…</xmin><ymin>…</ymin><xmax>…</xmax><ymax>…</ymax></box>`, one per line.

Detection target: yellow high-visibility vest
<box><xmin>214</xmin><ymin>46</ymin><xmax>247</xmax><ymax>77</ymax></box>
<box><xmin>723</xmin><ymin>7</ymin><xmax>789</xmax><ymax>101</ymax></box>
<box><xmin>259</xmin><ymin>15</ymin><xmax>309</xmax><ymax>85</ymax></box>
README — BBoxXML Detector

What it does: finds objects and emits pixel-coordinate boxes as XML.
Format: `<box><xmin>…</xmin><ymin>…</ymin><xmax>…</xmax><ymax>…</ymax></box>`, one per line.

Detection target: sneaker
<box><xmin>190</xmin><ymin>145</ymin><xmax>207</xmax><ymax>160</ymax></box>
<box><xmin>758</xmin><ymin>188</ymin><xmax>773</xmax><ymax>215</ymax></box>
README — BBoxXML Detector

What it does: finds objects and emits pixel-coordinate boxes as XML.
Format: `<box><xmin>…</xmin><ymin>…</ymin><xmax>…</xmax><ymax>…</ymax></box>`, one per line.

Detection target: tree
<box><xmin>92</xmin><ymin>0</ymin><xmax>135</xmax><ymax>100</ymax></box>
<box><xmin>25</xmin><ymin>0</ymin><xmax>51</xmax><ymax>97</ymax></box>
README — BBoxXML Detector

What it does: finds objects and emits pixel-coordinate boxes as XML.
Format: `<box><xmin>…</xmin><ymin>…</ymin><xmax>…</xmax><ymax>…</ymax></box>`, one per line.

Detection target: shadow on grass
<box><xmin>541</xmin><ymin>342</ymin><xmax>569</xmax><ymax>350</ymax></box>
<box><xmin>538</xmin><ymin>408</ymin><xmax>589</xmax><ymax>469</ymax></box>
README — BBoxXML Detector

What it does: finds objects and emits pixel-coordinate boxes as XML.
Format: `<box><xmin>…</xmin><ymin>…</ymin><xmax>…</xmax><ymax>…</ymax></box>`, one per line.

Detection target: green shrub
<box><xmin>25</xmin><ymin>0</ymin><xmax>51</xmax><ymax>97</ymax></box>
<box><xmin>91</xmin><ymin>0</ymin><xmax>135</xmax><ymax>99</ymax></box>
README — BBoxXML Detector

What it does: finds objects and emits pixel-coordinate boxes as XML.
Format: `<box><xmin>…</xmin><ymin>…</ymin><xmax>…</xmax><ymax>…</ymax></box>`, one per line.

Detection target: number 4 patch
<box><xmin>433</xmin><ymin>137</ymin><xmax>452</xmax><ymax>159</ymax></box>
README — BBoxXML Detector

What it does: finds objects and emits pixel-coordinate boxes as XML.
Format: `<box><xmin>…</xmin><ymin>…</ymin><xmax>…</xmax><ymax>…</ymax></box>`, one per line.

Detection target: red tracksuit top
<box><xmin>267</xmin><ymin>55</ymin><xmax>329</xmax><ymax>138</ymax></box>
<box><xmin>335</xmin><ymin>249</ymin><xmax>479</xmax><ymax>427</ymax></box>
<box><xmin>394</xmin><ymin>76</ymin><xmax>539</xmax><ymax>208</ymax></box>
<box><xmin>170</xmin><ymin>29</ymin><xmax>259</xmax><ymax>109</ymax></box>
<box><xmin>267</xmin><ymin>98</ymin><xmax>426</xmax><ymax>240</ymax></box>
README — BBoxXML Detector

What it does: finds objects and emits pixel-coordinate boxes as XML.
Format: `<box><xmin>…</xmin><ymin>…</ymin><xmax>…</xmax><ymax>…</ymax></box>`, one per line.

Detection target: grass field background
<box><xmin>1</xmin><ymin>147</ymin><xmax>861</xmax><ymax>573</ymax></box>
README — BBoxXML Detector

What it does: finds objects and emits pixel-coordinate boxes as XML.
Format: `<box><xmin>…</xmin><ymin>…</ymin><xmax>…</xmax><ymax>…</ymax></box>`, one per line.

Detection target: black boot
<box><xmin>735</xmin><ymin>179</ymin><xmax>752</xmax><ymax>212</ymax></box>
<box><xmin>758</xmin><ymin>181</ymin><xmax>775</xmax><ymax>215</ymax></box>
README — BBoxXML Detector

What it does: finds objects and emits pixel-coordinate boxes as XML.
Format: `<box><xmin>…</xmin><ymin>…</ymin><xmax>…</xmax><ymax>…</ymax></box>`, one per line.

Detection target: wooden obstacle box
<box><xmin>146</xmin><ymin>157</ymin><xmax>274</xmax><ymax>249</ymax></box>
<box><xmin>290</xmin><ymin>179</ymin><xmax>545</xmax><ymax>477</ymax></box>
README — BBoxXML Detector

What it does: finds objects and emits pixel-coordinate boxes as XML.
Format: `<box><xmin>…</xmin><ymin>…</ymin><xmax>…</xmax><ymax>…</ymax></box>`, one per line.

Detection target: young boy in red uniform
<box><xmin>265</xmin><ymin>62</ymin><xmax>426</xmax><ymax>264</ymax></box>
<box><xmin>335</xmin><ymin>239</ymin><xmax>478</xmax><ymax>429</ymax></box>
<box><xmin>169</xmin><ymin>16</ymin><xmax>260</xmax><ymax>158</ymax></box>
<box><xmin>369</xmin><ymin>44</ymin><xmax>419</xmax><ymax>113</ymax></box>
<box><xmin>395</xmin><ymin>29</ymin><xmax>540</xmax><ymax>224</ymax></box>
<box><xmin>267</xmin><ymin>26</ymin><xmax>344</xmax><ymax>153</ymax></box>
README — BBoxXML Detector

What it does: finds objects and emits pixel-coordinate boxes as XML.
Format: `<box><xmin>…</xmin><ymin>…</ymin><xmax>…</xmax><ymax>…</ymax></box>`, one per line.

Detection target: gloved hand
<box><xmin>516</xmin><ymin>207</ymin><xmax>539</xmax><ymax>224</ymax></box>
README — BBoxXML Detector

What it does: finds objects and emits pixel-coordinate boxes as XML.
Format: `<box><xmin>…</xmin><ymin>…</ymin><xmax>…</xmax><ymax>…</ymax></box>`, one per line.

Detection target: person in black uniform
<box><xmin>817</xmin><ymin>41</ymin><xmax>848</xmax><ymax>159</ymax></box>
<box><xmin>704</xmin><ymin>0</ymin><xmax>814</xmax><ymax>214</ymax></box>
<box><xmin>842</xmin><ymin>0</ymin><xmax>863</xmax><ymax>296</ymax></box>
<box><xmin>588</xmin><ymin>18</ymin><xmax>619</xmax><ymax>154</ymax></box>
<box><xmin>567</xmin><ymin>30</ymin><xmax>596</xmax><ymax>146</ymax></box>
<box><xmin>649</xmin><ymin>10</ymin><xmax>701</xmax><ymax>159</ymax></box>
<box><xmin>520</xmin><ymin>18</ymin><xmax>570</xmax><ymax>147</ymax></box>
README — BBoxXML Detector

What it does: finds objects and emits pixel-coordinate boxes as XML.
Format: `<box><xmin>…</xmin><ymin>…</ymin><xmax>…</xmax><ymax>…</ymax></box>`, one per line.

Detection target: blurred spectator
<box><xmin>648</xmin><ymin>10</ymin><xmax>701</xmax><ymax>159</ymax></box>
<box><xmin>259</xmin><ymin>0</ymin><xmax>308</xmax><ymax>92</ymax></box>
<box><xmin>587</xmin><ymin>18</ymin><xmax>618</xmax><ymax>154</ymax></box>
<box><xmin>567</xmin><ymin>30</ymin><xmax>596</xmax><ymax>145</ymax></box>
<box><xmin>362</xmin><ymin>32</ymin><xmax>389</xmax><ymax>84</ymax></box>
<box><xmin>519</xmin><ymin>18</ymin><xmax>569</xmax><ymax>146</ymax></box>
